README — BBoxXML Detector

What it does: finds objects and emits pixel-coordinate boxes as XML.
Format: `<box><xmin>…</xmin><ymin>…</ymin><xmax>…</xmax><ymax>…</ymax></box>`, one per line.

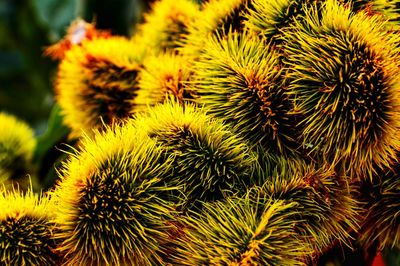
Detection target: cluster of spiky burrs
<box><xmin>12</xmin><ymin>0</ymin><xmax>399</xmax><ymax>264</ymax></box>
<box><xmin>0</xmin><ymin>187</ymin><xmax>59</xmax><ymax>265</ymax></box>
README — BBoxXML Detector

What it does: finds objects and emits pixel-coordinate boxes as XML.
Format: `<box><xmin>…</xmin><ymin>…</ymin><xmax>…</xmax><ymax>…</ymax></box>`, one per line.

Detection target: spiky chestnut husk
<box><xmin>133</xmin><ymin>0</ymin><xmax>200</xmax><ymax>54</ymax></box>
<box><xmin>136</xmin><ymin>52</ymin><xmax>195</xmax><ymax>111</ymax></box>
<box><xmin>0</xmin><ymin>187</ymin><xmax>59</xmax><ymax>265</ymax></box>
<box><xmin>193</xmin><ymin>31</ymin><xmax>299</xmax><ymax>157</ymax></box>
<box><xmin>170</xmin><ymin>191</ymin><xmax>310</xmax><ymax>265</ymax></box>
<box><xmin>53</xmin><ymin>126</ymin><xmax>179</xmax><ymax>265</ymax></box>
<box><xmin>284</xmin><ymin>0</ymin><xmax>400</xmax><ymax>179</ymax></box>
<box><xmin>181</xmin><ymin>0</ymin><xmax>252</xmax><ymax>57</ymax></box>
<box><xmin>244</xmin><ymin>0</ymin><xmax>320</xmax><ymax>44</ymax></box>
<box><xmin>0</xmin><ymin>112</ymin><xmax>36</xmax><ymax>189</ymax></box>
<box><xmin>56</xmin><ymin>36</ymin><xmax>143</xmax><ymax>138</ymax></box>
<box><xmin>133</xmin><ymin>100</ymin><xmax>257</xmax><ymax>209</ymax></box>
<box><xmin>260</xmin><ymin>164</ymin><xmax>360</xmax><ymax>256</ymax></box>
<box><xmin>244</xmin><ymin>0</ymin><xmax>382</xmax><ymax>44</ymax></box>
<box><xmin>359</xmin><ymin>159</ymin><xmax>400</xmax><ymax>250</ymax></box>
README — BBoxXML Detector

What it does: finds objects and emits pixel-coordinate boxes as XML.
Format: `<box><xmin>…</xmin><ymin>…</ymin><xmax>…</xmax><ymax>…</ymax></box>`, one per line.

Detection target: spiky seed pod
<box><xmin>133</xmin><ymin>0</ymin><xmax>200</xmax><ymax>55</ymax></box>
<box><xmin>171</xmin><ymin>192</ymin><xmax>310</xmax><ymax>265</ymax></box>
<box><xmin>0</xmin><ymin>187</ymin><xmax>59</xmax><ymax>265</ymax></box>
<box><xmin>181</xmin><ymin>0</ymin><xmax>252</xmax><ymax>57</ymax></box>
<box><xmin>284</xmin><ymin>0</ymin><xmax>400</xmax><ymax>179</ymax></box>
<box><xmin>53</xmin><ymin>126</ymin><xmax>179</xmax><ymax>265</ymax></box>
<box><xmin>133</xmin><ymin>101</ymin><xmax>257</xmax><ymax>208</ymax></box>
<box><xmin>244</xmin><ymin>0</ymin><xmax>318</xmax><ymax>43</ymax></box>
<box><xmin>255</xmin><ymin>150</ymin><xmax>309</xmax><ymax>186</ymax></box>
<box><xmin>193</xmin><ymin>31</ymin><xmax>299</xmax><ymax>157</ymax></box>
<box><xmin>0</xmin><ymin>112</ymin><xmax>36</xmax><ymax>189</ymax></box>
<box><xmin>243</xmin><ymin>0</ymin><xmax>390</xmax><ymax>44</ymax></box>
<box><xmin>359</xmin><ymin>159</ymin><xmax>400</xmax><ymax>250</ymax></box>
<box><xmin>137</xmin><ymin>52</ymin><xmax>195</xmax><ymax>111</ymax></box>
<box><xmin>56</xmin><ymin>36</ymin><xmax>143</xmax><ymax>138</ymax></box>
<box><xmin>260</xmin><ymin>164</ymin><xmax>360</xmax><ymax>255</ymax></box>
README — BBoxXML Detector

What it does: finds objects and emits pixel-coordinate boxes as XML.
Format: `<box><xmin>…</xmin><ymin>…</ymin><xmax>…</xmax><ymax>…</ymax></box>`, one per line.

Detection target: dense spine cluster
<box><xmin>5</xmin><ymin>0</ymin><xmax>400</xmax><ymax>264</ymax></box>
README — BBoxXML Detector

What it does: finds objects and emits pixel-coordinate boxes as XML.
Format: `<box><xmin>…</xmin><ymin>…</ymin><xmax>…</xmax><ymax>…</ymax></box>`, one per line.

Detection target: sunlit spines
<box><xmin>171</xmin><ymin>191</ymin><xmax>310</xmax><ymax>265</ymax></box>
<box><xmin>0</xmin><ymin>187</ymin><xmax>59</xmax><ymax>265</ymax></box>
<box><xmin>0</xmin><ymin>112</ymin><xmax>36</xmax><ymax>189</ymax></box>
<box><xmin>244</xmin><ymin>0</ymin><xmax>318</xmax><ymax>43</ymax></box>
<box><xmin>56</xmin><ymin>36</ymin><xmax>143</xmax><ymax>138</ymax></box>
<box><xmin>193</xmin><ymin>31</ymin><xmax>300</xmax><ymax>157</ymax></box>
<box><xmin>284</xmin><ymin>0</ymin><xmax>400</xmax><ymax>179</ymax></box>
<box><xmin>133</xmin><ymin>0</ymin><xmax>200</xmax><ymax>55</ymax></box>
<box><xmin>53</xmin><ymin>125</ymin><xmax>179</xmax><ymax>265</ymax></box>
<box><xmin>133</xmin><ymin>100</ymin><xmax>257</xmax><ymax>208</ymax></box>
<box><xmin>181</xmin><ymin>0</ymin><xmax>252</xmax><ymax>57</ymax></box>
<box><xmin>136</xmin><ymin>52</ymin><xmax>195</xmax><ymax>112</ymax></box>
<box><xmin>260</xmin><ymin>164</ymin><xmax>360</xmax><ymax>256</ymax></box>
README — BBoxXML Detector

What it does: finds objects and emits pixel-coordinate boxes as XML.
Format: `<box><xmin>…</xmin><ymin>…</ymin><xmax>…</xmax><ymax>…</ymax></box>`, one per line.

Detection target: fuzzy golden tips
<box><xmin>0</xmin><ymin>187</ymin><xmax>59</xmax><ymax>265</ymax></box>
<box><xmin>53</xmin><ymin>124</ymin><xmax>178</xmax><ymax>265</ymax></box>
<box><xmin>193</xmin><ymin>31</ymin><xmax>299</xmax><ymax>157</ymax></box>
<box><xmin>181</xmin><ymin>0</ymin><xmax>251</xmax><ymax>57</ymax></box>
<box><xmin>133</xmin><ymin>0</ymin><xmax>200</xmax><ymax>55</ymax></box>
<box><xmin>261</xmin><ymin>164</ymin><xmax>360</xmax><ymax>255</ymax></box>
<box><xmin>0</xmin><ymin>112</ymin><xmax>36</xmax><ymax>187</ymax></box>
<box><xmin>284</xmin><ymin>0</ymin><xmax>400</xmax><ymax>179</ymax></box>
<box><xmin>44</xmin><ymin>18</ymin><xmax>111</xmax><ymax>60</ymax></box>
<box><xmin>133</xmin><ymin>100</ymin><xmax>257</xmax><ymax>208</ymax></box>
<box><xmin>137</xmin><ymin>52</ymin><xmax>195</xmax><ymax>111</ymax></box>
<box><xmin>56</xmin><ymin>36</ymin><xmax>142</xmax><ymax>138</ymax></box>
<box><xmin>172</xmin><ymin>192</ymin><xmax>310</xmax><ymax>265</ymax></box>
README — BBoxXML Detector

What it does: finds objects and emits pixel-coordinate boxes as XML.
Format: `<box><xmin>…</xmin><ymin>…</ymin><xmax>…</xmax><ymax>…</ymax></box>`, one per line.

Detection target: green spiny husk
<box><xmin>0</xmin><ymin>188</ymin><xmax>59</xmax><ymax>266</ymax></box>
<box><xmin>181</xmin><ymin>0</ymin><xmax>253</xmax><ymax>57</ymax></box>
<box><xmin>133</xmin><ymin>100</ymin><xmax>258</xmax><ymax>209</ymax></box>
<box><xmin>359</xmin><ymin>156</ymin><xmax>400</xmax><ymax>250</ymax></box>
<box><xmin>259</xmin><ymin>163</ymin><xmax>360</xmax><ymax>256</ymax></box>
<box><xmin>170</xmin><ymin>190</ymin><xmax>311</xmax><ymax>265</ymax></box>
<box><xmin>283</xmin><ymin>0</ymin><xmax>400</xmax><ymax>179</ymax></box>
<box><xmin>53</xmin><ymin>126</ymin><xmax>179</xmax><ymax>266</ymax></box>
<box><xmin>193</xmin><ymin>31</ymin><xmax>301</xmax><ymax>157</ymax></box>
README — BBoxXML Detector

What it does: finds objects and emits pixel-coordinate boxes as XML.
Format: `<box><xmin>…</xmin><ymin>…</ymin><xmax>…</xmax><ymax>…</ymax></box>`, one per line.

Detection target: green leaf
<box><xmin>33</xmin><ymin>104</ymin><xmax>69</xmax><ymax>165</ymax></box>
<box><xmin>33</xmin><ymin>0</ymin><xmax>79</xmax><ymax>40</ymax></box>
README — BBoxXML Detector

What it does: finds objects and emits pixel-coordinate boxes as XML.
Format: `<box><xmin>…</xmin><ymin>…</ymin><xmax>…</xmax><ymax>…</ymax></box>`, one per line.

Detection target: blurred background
<box><xmin>0</xmin><ymin>0</ymin><xmax>157</xmax><ymax>133</ymax></box>
<box><xmin>0</xmin><ymin>0</ymin><xmax>160</xmax><ymax>189</ymax></box>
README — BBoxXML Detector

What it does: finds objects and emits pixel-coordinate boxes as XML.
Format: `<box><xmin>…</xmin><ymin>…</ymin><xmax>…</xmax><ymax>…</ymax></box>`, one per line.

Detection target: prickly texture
<box><xmin>244</xmin><ymin>0</ymin><xmax>378</xmax><ymax>44</ymax></box>
<box><xmin>133</xmin><ymin>101</ymin><xmax>257</xmax><ymax>209</ymax></box>
<box><xmin>369</xmin><ymin>0</ymin><xmax>400</xmax><ymax>30</ymax></box>
<box><xmin>244</xmin><ymin>0</ymin><xmax>318</xmax><ymax>43</ymax></box>
<box><xmin>182</xmin><ymin>0</ymin><xmax>252</xmax><ymax>57</ymax></box>
<box><xmin>171</xmin><ymin>192</ymin><xmax>310</xmax><ymax>265</ymax></box>
<box><xmin>53</xmin><ymin>125</ymin><xmax>178</xmax><ymax>265</ymax></box>
<box><xmin>56</xmin><ymin>37</ymin><xmax>143</xmax><ymax>138</ymax></box>
<box><xmin>359</xmin><ymin>159</ymin><xmax>400</xmax><ymax>250</ymax></box>
<box><xmin>193</xmin><ymin>31</ymin><xmax>299</xmax><ymax>157</ymax></box>
<box><xmin>0</xmin><ymin>188</ymin><xmax>59</xmax><ymax>266</ymax></box>
<box><xmin>261</xmin><ymin>164</ymin><xmax>360</xmax><ymax>255</ymax></box>
<box><xmin>137</xmin><ymin>52</ymin><xmax>195</xmax><ymax>111</ymax></box>
<box><xmin>0</xmin><ymin>112</ymin><xmax>36</xmax><ymax>189</ymax></box>
<box><xmin>133</xmin><ymin>0</ymin><xmax>200</xmax><ymax>55</ymax></box>
<box><xmin>284</xmin><ymin>0</ymin><xmax>400</xmax><ymax>179</ymax></box>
